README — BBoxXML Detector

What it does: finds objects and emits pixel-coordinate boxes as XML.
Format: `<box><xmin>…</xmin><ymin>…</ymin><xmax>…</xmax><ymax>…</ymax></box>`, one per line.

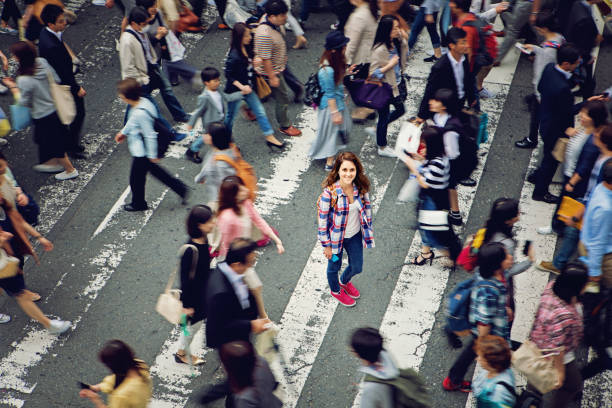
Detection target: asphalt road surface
<box><xmin>0</xmin><ymin>2</ymin><xmax>611</xmax><ymax>407</ymax></box>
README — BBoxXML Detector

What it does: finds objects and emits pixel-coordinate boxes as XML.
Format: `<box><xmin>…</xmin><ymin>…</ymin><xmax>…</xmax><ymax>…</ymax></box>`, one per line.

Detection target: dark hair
<box><xmin>451</xmin><ymin>0</ymin><xmax>471</xmax><ymax>13</ymax></box>
<box><xmin>225</xmin><ymin>238</ymin><xmax>257</xmax><ymax>265</ymax></box>
<box><xmin>422</xmin><ymin>126</ymin><xmax>445</xmax><ymax>160</ymax></box>
<box><xmin>446</xmin><ymin>27</ymin><xmax>467</xmax><ymax>46</ymax></box>
<box><xmin>98</xmin><ymin>340</ymin><xmax>142</xmax><ymax>387</ymax></box>
<box><xmin>218</xmin><ymin>176</ymin><xmax>245</xmax><ymax>215</ymax></box>
<box><xmin>602</xmin><ymin>157</ymin><xmax>612</xmax><ymax>183</ymax></box>
<box><xmin>0</xmin><ymin>151</ymin><xmax>6</xmax><ymax>162</ymax></box>
<box><xmin>477</xmin><ymin>242</ymin><xmax>507</xmax><ymax>279</ymax></box>
<box><xmin>483</xmin><ymin>198</ymin><xmax>520</xmax><ymax>243</ymax></box>
<box><xmin>230</xmin><ymin>22</ymin><xmax>253</xmax><ymax>59</ymax></box>
<box><xmin>219</xmin><ymin>341</ymin><xmax>256</xmax><ymax>392</ymax></box>
<box><xmin>552</xmin><ymin>262</ymin><xmax>588</xmax><ymax>304</ymax></box>
<box><xmin>128</xmin><ymin>6</ymin><xmax>149</xmax><ymax>24</ymax></box>
<box><xmin>207</xmin><ymin>122</ymin><xmax>232</xmax><ymax>150</ymax></box>
<box><xmin>582</xmin><ymin>100</ymin><xmax>609</xmax><ymax>129</ymax></box>
<box><xmin>264</xmin><ymin>0</ymin><xmax>288</xmax><ymax>16</ymax></box>
<box><xmin>40</xmin><ymin>4</ymin><xmax>64</xmax><ymax>26</ymax></box>
<box><xmin>201</xmin><ymin>66</ymin><xmax>220</xmax><ymax>83</ymax></box>
<box><xmin>557</xmin><ymin>43</ymin><xmax>580</xmax><ymax>65</ymax></box>
<box><xmin>600</xmin><ymin>124</ymin><xmax>612</xmax><ymax>152</ymax></box>
<box><xmin>373</xmin><ymin>15</ymin><xmax>398</xmax><ymax>51</ymax></box>
<box><xmin>350</xmin><ymin>327</ymin><xmax>383</xmax><ymax>364</ymax></box>
<box><xmin>320</xmin><ymin>48</ymin><xmax>347</xmax><ymax>85</ymax></box>
<box><xmin>322</xmin><ymin>151</ymin><xmax>371</xmax><ymax>196</ymax></box>
<box><xmin>186</xmin><ymin>205</ymin><xmax>213</xmax><ymax>239</ymax></box>
<box><xmin>475</xmin><ymin>335</ymin><xmax>512</xmax><ymax>372</ymax></box>
<box><xmin>367</xmin><ymin>0</ymin><xmax>378</xmax><ymax>20</ymax></box>
<box><xmin>433</xmin><ymin>88</ymin><xmax>458</xmax><ymax>116</ymax></box>
<box><xmin>135</xmin><ymin>0</ymin><xmax>155</xmax><ymax>9</ymax></box>
<box><xmin>535</xmin><ymin>9</ymin><xmax>558</xmax><ymax>31</ymax></box>
<box><xmin>117</xmin><ymin>78</ymin><xmax>142</xmax><ymax>101</ymax></box>
<box><xmin>10</xmin><ymin>41</ymin><xmax>37</xmax><ymax>76</ymax></box>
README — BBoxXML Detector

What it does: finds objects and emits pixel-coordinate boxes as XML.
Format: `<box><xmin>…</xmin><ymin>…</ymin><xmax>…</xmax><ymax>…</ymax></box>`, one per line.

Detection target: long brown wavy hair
<box><xmin>322</xmin><ymin>152</ymin><xmax>370</xmax><ymax>196</ymax></box>
<box><xmin>319</xmin><ymin>48</ymin><xmax>347</xmax><ymax>85</ymax></box>
<box><xmin>218</xmin><ymin>176</ymin><xmax>245</xmax><ymax>216</ymax></box>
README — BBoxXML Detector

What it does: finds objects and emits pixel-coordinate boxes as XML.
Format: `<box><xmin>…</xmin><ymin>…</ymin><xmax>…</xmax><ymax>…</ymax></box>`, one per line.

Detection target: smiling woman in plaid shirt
<box><xmin>317</xmin><ymin>152</ymin><xmax>374</xmax><ymax>307</ymax></box>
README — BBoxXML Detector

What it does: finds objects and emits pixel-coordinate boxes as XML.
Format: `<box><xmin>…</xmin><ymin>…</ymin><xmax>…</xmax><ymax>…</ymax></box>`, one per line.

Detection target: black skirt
<box><xmin>33</xmin><ymin>111</ymin><xmax>69</xmax><ymax>163</ymax></box>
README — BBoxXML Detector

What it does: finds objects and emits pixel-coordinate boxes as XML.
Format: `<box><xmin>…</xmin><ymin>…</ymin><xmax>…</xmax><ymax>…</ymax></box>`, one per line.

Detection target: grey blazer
<box><xmin>187</xmin><ymin>89</ymin><xmax>242</xmax><ymax>130</ymax></box>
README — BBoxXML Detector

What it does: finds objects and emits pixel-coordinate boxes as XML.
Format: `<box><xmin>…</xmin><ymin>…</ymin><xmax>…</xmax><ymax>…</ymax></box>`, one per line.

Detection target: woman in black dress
<box><xmin>175</xmin><ymin>205</ymin><xmax>215</xmax><ymax>365</ymax></box>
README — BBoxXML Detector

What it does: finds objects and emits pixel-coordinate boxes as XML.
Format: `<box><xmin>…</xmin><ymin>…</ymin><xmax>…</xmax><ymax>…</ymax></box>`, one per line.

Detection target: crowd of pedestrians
<box><xmin>0</xmin><ymin>0</ymin><xmax>611</xmax><ymax>406</ymax></box>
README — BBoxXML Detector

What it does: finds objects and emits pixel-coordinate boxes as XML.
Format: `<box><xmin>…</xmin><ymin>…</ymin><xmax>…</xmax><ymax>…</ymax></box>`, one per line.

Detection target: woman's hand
<box><xmin>79</xmin><ymin>388</ymin><xmax>101</xmax><ymax>402</ymax></box>
<box><xmin>275</xmin><ymin>241</ymin><xmax>285</xmax><ymax>255</ymax></box>
<box><xmin>114</xmin><ymin>133</ymin><xmax>126</xmax><ymax>143</ymax></box>
<box><xmin>389</xmin><ymin>54</ymin><xmax>400</xmax><ymax>67</ymax></box>
<box><xmin>16</xmin><ymin>191</ymin><xmax>28</xmax><ymax>207</ymax></box>
<box><xmin>565</xmin><ymin>127</ymin><xmax>577</xmax><ymax>137</ymax></box>
<box><xmin>241</xmin><ymin>85</ymin><xmax>252</xmax><ymax>95</ymax></box>
<box><xmin>346</xmin><ymin>64</ymin><xmax>357</xmax><ymax>75</ymax></box>
<box><xmin>331</xmin><ymin>111</ymin><xmax>342</xmax><ymax>125</ymax></box>
<box><xmin>564</xmin><ymin>183</ymin><xmax>574</xmax><ymax>193</ymax></box>
<box><xmin>417</xmin><ymin>174</ymin><xmax>429</xmax><ymax>189</ymax></box>
<box><xmin>323</xmin><ymin>246</ymin><xmax>332</xmax><ymax>260</ymax></box>
<box><xmin>183</xmin><ymin>307</ymin><xmax>195</xmax><ymax>316</ymax></box>
<box><xmin>37</xmin><ymin>237</ymin><xmax>53</xmax><ymax>251</ymax></box>
<box><xmin>425</xmin><ymin>14</ymin><xmax>434</xmax><ymax>24</ymax></box>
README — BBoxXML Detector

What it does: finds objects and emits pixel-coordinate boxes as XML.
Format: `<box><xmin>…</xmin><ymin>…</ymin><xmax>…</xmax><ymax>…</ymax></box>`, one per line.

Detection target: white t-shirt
<box><xmin>209</xmin><ymin>90</ymin><xmax>223</xmax><ymax>113</ymax></box>
<box><xmin>344</xmin><ymin>200</ymin><xmax>361</xmax><ymax>239</ymax></box>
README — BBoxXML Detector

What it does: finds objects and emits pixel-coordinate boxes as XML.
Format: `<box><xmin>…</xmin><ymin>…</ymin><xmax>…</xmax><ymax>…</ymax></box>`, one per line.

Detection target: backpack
<box><xmin>446</xmin><ymin>277</ymin><xmax>497</xmax><ymax>335</ymax></box>
<box><xmin>303</xmin><ymin>69</ymin><xmax>323</xmax><ymax>108</ymax></box>
<box><xmin>456</xmin><ymin>228</ymin><xmax>486</xmax><ymax>272</ymax></box>
<box><xmin>444</xmin><ymin>117</ymin><xmax>478</xmax><ymax>181</ymax></box>
<box><xmin>363</xmin><ymin>368</ymin><xmax>432</xmax><ymax>408</ymax></box>
<box><xmin>215</xmin><ymin>145</ymin><xmax>258</xmax><ymax>201</ymax></box>
<box><xmin>476</xmin><ymin>380</ymin><xmax>517</xmax><ymax>408</ymax></box>
<box><xmin>138</xmin><ymin>108</ymin><xmax>173</xmax><ymax>158</ymax></box>
<box><xmin>461</xmin><ymin>17</ymin><xmax>497</xmax><ymax>69</ymax></box>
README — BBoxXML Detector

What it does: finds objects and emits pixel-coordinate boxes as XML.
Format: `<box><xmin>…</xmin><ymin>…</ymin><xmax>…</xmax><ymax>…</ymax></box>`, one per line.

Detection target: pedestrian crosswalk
<box><xmin>0</xmin><ymin>6</ymin><xmax>611</xmax><ymax>408</ymax></box>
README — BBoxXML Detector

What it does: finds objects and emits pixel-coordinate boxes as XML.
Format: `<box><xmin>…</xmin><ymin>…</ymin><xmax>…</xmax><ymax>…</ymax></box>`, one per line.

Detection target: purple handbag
<box><xmin>344</xmin><ymin>77</ymin><xmax>393</xmax><ymax>110</ymax></box>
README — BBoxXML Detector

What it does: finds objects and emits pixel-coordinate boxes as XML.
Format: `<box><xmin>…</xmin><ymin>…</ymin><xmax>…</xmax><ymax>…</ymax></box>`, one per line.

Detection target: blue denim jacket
<box><xmin>318</xmin><ymin>66</ymin><xmax>346</xmax><ymax>111</ymax></box>
<box><xmin>120</xmin><ymin>98</ymin><xmax>158</xmax><ymax>159</ymax></box>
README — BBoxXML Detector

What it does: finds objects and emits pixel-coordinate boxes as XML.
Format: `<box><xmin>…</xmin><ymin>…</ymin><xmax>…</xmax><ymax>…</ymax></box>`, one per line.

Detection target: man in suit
<box><xmin>416</xmin><ymin>27</ymin><xmax>477</xmax><ymax>122</ymax></box>
<box><xmin>39</xmin><ymin>4</ymin><xmax>86</xmax><ymax>159</ymax></box>
<box><xmin>530</xmin><ymin>44</ymin><xmax>601</xmax><ymax>203</ymax></box>
<box><xmin>206</xmin><ymin>238</ymin><xmax>270</xmax><ymax>349</ymax></box>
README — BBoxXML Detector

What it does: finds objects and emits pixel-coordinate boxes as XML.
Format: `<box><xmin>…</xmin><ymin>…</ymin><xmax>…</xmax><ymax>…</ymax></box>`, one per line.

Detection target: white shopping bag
<box><xmin>394</xmin><ymin>121</ymin><xmax>423</xmax><ymax>161</ymax></box>
<box><xmin>223</xmin><ymin>0</ymin><xmax>252</xmax><ymax>28</ymax></box>
<box><xmin>397</xmin><ymin>174</ymin><xmax>420</xmax><ymax>203</ymax></box>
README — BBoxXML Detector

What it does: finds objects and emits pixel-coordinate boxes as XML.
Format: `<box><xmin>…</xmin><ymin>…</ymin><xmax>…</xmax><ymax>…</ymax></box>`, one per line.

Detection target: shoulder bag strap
<box><xmin>493</xmin><ymin>381</ymin><xmax>517</xmax><ymax>397</ymax></box>
<box><xmin>181</xmin><ymin>244</ymin><xmax>199</xmax><ymax>280</ymax></box>
<box><xmin>215</xmin><ymin>154</ymin><xmax>239</xmax><ymax>169</ymax></box>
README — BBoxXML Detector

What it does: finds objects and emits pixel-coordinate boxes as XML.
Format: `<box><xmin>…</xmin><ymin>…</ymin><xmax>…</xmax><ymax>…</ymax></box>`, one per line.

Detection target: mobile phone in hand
<box><xmin>523</xmin><ymin>240</ymin><xmax>532</xmax><ymax>256</ymax></box>
<box><xmin>514</xmin><ymin>43</ymin><xmax>533</xmax><ymax>55</ymax></box>
<box><xmin>78</xmin><ymin>381</ymin><xmax>91</xmax><ymax>390</ymax></box>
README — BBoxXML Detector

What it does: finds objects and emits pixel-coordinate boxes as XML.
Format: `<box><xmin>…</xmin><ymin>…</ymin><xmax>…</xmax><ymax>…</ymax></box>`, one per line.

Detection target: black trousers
<box><xmin>1</xmin><ymin>0</ymin><xmax>21</xmax><ymax>26</ymax></box>
<box><xmin>282</xmin><ymin>65</ymin><xmax>303</xmax><ymax>97</ymax></box>
<box><xmin>129</xmin><ymin>157</ymin><xmax>186</xmax><ymax>207</ymax></box>
<box><xmin>527</xmin><ymin>94</ymin><xmax>540</xmax><ymax>142</ymax></box>
<box><xmin>448</xmin><ymin>336</ymin><xmax>476</xmax><ymax>384</ymax></box>
<box><xmin>68</xmin><ymin>87</ymin><xmax>86</xmax><ymax>150</ymax></box>
<box><xmin>533</xmin><ymin>132</ymin><xmax>559</xmax><ymax>196</ymax></box>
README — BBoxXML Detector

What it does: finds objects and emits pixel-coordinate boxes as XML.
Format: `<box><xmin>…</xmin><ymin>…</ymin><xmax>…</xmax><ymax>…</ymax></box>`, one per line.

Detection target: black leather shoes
<box><xmin>459</xmin><ymin>177</ymin><xmax>477</xmax><ymax>187</ymax></box>
<box><xmin>123</xmin><ymin>203</ymin><xmax>148</xmax><ymax>212</ymax></box>
<box><xmin>515</xmin><ymin>137</ymin><xmax>537</xmax><ymax>149</ymax></box>
<box><xmin>532</xmin><ymin>192</ymin><xmax>559</xmax><ymax>204</ymax></box>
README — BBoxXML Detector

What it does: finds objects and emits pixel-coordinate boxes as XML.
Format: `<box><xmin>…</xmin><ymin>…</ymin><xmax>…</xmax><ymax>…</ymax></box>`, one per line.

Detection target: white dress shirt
<box><xmin>448</xmin><ymin>53</ymin><xmax>466</xmax><ymax>99</ymax></box>
<box><xmin>554</xmin><ymin>64</ymin><xmax>573</xmax><ymax>80</ymax></box>
<box><xmin>219</xmin><ymin>262</ymin><xmax>250</xmax><ymax>309</ymax></box>
<box><xmin>46</xmin><ymin>27</ymin><xmax>63</xmax><ymax>42</ymax></box>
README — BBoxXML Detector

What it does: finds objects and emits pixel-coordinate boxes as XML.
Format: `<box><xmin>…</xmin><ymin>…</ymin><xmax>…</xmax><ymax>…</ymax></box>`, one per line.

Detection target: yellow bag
<box><xmin>0</xmin><ymin>118</ymin><xmax>11</xmax><ymax>138</ymax></box>
<box><xmin>255</xmin><ymin>75</ymin><xmax>271</xmax><ymax>99</ymax></box>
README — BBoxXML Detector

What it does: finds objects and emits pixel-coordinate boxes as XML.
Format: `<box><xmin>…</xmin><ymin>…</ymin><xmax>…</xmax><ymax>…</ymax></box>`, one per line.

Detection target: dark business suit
<box><xmin>38</xmin><ymin>28</ymin><xmax>85</xmax><ymax>151</ymax></box>
<box><xmin>533</xmin><ymin>63</ymin><xmax>583</xmax><ymax>197</ymax></box>
<box><xmin>205</xmin><ymin>266</ymin><xmax>258</xmax><ymax>349</ymax></box>
<box><xmin>418</xmin><ymin>53</ymin><xmax>477</xmax><ymax>120</ymax></box>
<box><xmin>567</xmin><ymin>1</ymin><xmax>599</xmax><ymax>98</ymax></box>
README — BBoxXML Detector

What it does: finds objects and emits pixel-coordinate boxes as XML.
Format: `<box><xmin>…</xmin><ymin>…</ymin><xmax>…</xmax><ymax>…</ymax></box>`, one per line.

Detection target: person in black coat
<box><xmin>530</xmin><ymin>44</ymin><xmax>607</xmax><ymax>203</ymax></box>
<box><xmin>39</xmin><ymin>5</ymin><xmax>86</xmax><ymax>159</ymax></box>
<box><xmin>205</xmin><ymin>238</ymin><xmax>270</xmax><ymax>349</ymax></box>
<box><xmin>417</xmin><ymin>27</ymin><xmax>477</xmax><ymax>121</ymax></box>
<box><xmin>566</xmin><ymin>0</ymin><xmax>602</xmax><ymax>99</ymax></box>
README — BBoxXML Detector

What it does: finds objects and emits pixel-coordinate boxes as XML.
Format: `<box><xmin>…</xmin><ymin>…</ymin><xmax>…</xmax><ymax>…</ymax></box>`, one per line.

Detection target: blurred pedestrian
<box><xmin>473</xmin><ymin>335</ymin><xmax>517</xmax><ymax>407</ymax></box>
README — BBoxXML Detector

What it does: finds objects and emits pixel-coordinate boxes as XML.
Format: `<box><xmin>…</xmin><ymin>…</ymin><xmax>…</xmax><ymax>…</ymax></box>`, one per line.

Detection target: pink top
<box><xmin>217</xmin><ymin>199</ymin><xmax>275</xmax><ymax>257</ymax></box>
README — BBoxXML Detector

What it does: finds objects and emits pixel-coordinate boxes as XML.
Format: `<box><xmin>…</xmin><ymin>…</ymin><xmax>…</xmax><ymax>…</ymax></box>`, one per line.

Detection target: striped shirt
<box><xmin>420</xmin><ymin>156</ymin><xmax>450</xmax><ymax>189</ymax></box>
<box><xmin>530</xmin><ymin>281</ymin><xmax>583</xmax><ymax>354</ymax></box>
<box><xmin>254</xmin><ymin>20</ymin><xmax>287</xmax><ymax>76</ymax></box>
<box><xmin>317</xmin><ymin>182</ymin><xmax>374</xmax><ymax>255</ymax></box>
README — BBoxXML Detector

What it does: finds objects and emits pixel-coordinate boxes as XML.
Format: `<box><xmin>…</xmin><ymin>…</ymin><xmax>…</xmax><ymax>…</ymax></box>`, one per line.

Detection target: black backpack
<box><xmin>444</xmin><ymin>117</ymin><xmax>478</xmax><ymax>181</ymax></box>
<box><xmin>303</xmin><ymin>68</ymin><xmax>323</xmax><ymax>108</ymax></box>
<box><xmin>138</xmin><ymin>108</ymin><xmax>172</xmax><ymax>158</ymax></box>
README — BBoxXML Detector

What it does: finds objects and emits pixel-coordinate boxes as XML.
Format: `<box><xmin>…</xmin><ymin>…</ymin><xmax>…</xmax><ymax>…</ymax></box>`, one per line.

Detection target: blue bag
<box><xmin>10</xmin><ymin>104</ymin><xmax>32</xmax><ymax>131</ymax></box>
<box><xmin>477</xmin><ymin>112</ymin><xmax>489</xmax><ymax>147</ymax></box>
<box><xmin>446</xmin><ymin>277</ymin><xmax>497</xmax><ymax>334</ymax></box>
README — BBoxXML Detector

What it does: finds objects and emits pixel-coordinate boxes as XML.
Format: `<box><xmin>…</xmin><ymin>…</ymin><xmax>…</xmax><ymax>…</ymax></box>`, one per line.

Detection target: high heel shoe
<box><xmin>266</xmin><ymin>140</ymin><xmax>286</xmax><ymax>152</ymax></box>
<box><xmin>413</xmin><ymin>250</ymin><xmax>435</xmax><ymax>266</ymax></box>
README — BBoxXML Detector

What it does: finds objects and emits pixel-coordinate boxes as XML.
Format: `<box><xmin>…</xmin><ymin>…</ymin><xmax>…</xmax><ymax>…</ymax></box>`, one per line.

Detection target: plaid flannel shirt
<box><xmin>317</xmin><ymin>182</ymin><xmax>374</xmax><ymax>255</ymax></box>
<box><xmin>469</xmin><ymin>276</ymin><xmax>510</xmax><ymax>340</ymax></box>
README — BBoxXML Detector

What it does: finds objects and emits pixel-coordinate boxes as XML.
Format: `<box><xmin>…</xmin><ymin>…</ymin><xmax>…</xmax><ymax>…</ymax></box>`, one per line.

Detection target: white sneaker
<box><xmin>537</xmin><ymin>226</ymin><xmax>553</xmax><ymax>235</ymax></box>
<box><xmin>55</xmin><ymin>169</ymin><xmax>79</xmax><ymax>180</ymax></box>
<box><xmin>0</xmin><ymin>138</ymin><xmax>7</xmax><ymax>146</ymax></box>
<box><xmin>378</xmin><ymin>146</ymin><xmax>396</xmax><ymax>158</ymax></box>
<box><xmin>47</xmin><ymin>319</ymin><xmax>71</xmax><ymax>334</ymax></box>
<box><xmin>364</xmin><ymin>126</ymin><xmax>376</xmax><ymax>139</ymax></box>
<box><xmin>0</xmin><ymin>313</ymin><xmax>10</xmax><ymax>324</ymax></box>
<box><xmin>478</xmin><ymin>87</ymin><xmax>495</xmax><ymax>99</ymax></box>
<box><xmin>33</xmin><ymin>164</ymin><xmax>64</xmax><ymax>173</ymax></box>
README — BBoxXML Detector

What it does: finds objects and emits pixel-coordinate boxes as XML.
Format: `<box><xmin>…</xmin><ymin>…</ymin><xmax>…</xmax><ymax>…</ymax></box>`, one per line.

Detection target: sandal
<box><xmin>413</xmin><ymin>250</ymin><xmax>435</xmax><ymax>266</ymax></box>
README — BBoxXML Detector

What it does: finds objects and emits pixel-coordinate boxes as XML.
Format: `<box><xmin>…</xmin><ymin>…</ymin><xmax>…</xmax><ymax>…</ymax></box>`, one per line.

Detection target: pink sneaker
<box><xmin>330</xmin><ymin>289</ymin><xmax>356</xmax><ymax>307</ymax></box>
<box><xmin>339</xmin><ymin>281</ymin><xmax>360</xmax><ymax>299</ymax></box>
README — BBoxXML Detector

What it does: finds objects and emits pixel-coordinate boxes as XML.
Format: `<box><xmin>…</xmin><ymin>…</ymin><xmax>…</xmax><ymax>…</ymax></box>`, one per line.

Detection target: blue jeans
<box><xmin>553</xmin><ymin>225</ymin><xmax>580</xmax><ymax>270</ymax></box>
<box><xmin>326</xmin><ymin>231</ymin><xmax>363</xmax><ymax>293</ymax></box>
<box><xmin>190</xmin><ymin>134</ymin><xmax>204</xmax><ymax>153</ymax></box>
<box><xmin>408</xmin><ymin>7</ymin><xmax>441</xmax><ymax>50</ymax></box>
<box><xmin>376</xmin><ymin>99</ymin><xmax>405</xmax><ymax>147</ymax></box>
<box><xmin>162</xmin><ymin>59</ymin><xmax>197</xmax><ymax>84</ymax></box>
<box><xmin>149</xmin><ymin>63</ymin><xmax>190</xmax><ymax>122</ymax></box>
<box><xmin>225</xmin><ymin>92</ymin><xmax>274</xmax><ymax>136</ymax></box>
